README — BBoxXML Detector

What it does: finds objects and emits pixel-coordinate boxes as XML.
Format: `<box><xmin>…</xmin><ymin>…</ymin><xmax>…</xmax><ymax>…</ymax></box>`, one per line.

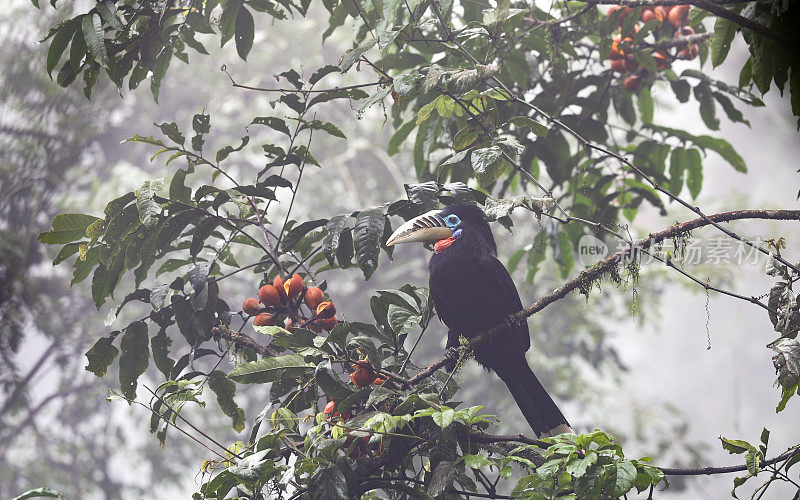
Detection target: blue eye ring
<box><xmin>444</xmin><ymin>214</ymin><xmax>461</xmax><ymax>229</ymax></box>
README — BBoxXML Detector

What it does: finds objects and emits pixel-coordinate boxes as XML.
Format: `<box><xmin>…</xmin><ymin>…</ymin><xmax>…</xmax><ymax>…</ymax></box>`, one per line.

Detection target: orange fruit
<box><xmin>304</xmin><ymin>286</ymin><xmax>325</xmax><ymax>310</ymax></box>
<box><xmin>668</xmin><ymin>5</ymin><xmax>690</xmax><ymax>27</ymax></box>
<box><xmin>258</xmin><ymin>285</ymin><xmax>280</xmax><ymax>307</ymax></box>
<box><xmin>243</xmin><ymin>298</ymin><xmax>260</xmax><ymax>316</ymax></box>
<box><xmin>273</xmin><ymin>275</ymin><xmax>287</xmax><ymax>301</ymax></box>
<box><xmin>350</xmin><ymin>369</ymin><xmax>375</xmax><ymax>387</ymax></box>
<box><xmin>253</xmin><ymin>313</ymin><xmax>275</xmax><ymax>327</ymax></box>
<box><xmin>652</xmin><ymin>51</ymin><xmax>670</xmax><ymax>70</ymax></box>
<box><xmin>319</xmin><ymin>316</ymin><xmax>338</xmax><ymax>331</ymax></box>
<box><xmin>641</xmin><ymin>9</ymin><xmax>656</xmax><ymax>23</ymax></box>
<box><xmin>316</xmin><ymin>301</ymin><xmax>336</xmax><ymax>319</ymax></box>
<box><xmin>324</xmin><ymin>401</ymin><xmax>336</xmax><ymax>414</ymax></box>
<box><xmin>285</xmin><ymin>273</ymin><xmax>304</xmax><ymax>299</ymax></box>
<box><xmin>623</xmin><ymin>75</ymin><xmax>643</xmax><ymax>92</ymax></box>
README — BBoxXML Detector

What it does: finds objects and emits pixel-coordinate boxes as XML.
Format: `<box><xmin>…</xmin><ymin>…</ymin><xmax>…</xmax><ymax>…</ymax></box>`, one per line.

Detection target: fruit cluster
<box><xmin>241</xmin><ymin>273</ymin><xmax>338</xmax><ymax>332</ymax></box>
<box><xmin>605</xmin><ymin>4</ymin><xmax>700</xmax><ymax>92</ymax></box>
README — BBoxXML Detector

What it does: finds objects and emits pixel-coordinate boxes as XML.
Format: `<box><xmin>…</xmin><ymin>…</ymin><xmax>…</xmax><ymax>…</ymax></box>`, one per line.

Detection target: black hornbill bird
<box><xmin>387</xmin><ymin>204</ymin><xmax>572</xmax><ymax>437</ymax></box>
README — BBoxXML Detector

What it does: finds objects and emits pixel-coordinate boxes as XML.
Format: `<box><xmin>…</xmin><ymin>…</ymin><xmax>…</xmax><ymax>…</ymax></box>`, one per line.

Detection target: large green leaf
<box><xmin>84</xmin><ymin>336</ymin><xmax>119</xmax><ymax>377</ymax></box>
<box><xmin>228</xmin><ymin>354</ymin><xmax>314</xmax><ymax>384</ymax></box>
<box><xmin>81</xmin><ymin>13</ymin><xmax>109</xmax><ymax>68</ymax></box>
<box><xmin>208</xmin><ymin>370</ymin><xmax>246</xmax><ymax>432</ymax></box>
<box><xmin>39</xmin><ymin>213</ymin><xmax>99</xmax><ymax>244</ymax></box>
<box><xmin>353</xmin><ymin>206</ymin><xmax>385</xmax><ymax>280</ymax></box>
<box><xmin>119</xmin><ymin>321</ymin><xmax>150</xmax><ymax>399</ymax></box>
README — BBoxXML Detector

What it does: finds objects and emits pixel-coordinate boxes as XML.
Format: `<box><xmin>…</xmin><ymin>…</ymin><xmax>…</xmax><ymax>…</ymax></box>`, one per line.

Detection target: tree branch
<box><xmin>407</xmin><ymin>209</ymin><xmax>800</xmax><ymax>386</ymax></box>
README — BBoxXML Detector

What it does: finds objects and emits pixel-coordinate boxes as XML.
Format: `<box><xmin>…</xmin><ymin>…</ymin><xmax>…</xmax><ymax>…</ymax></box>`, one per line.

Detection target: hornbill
<box><xmin>387</xmin><ymin>204</ymin><xmax>572</xmax><ymax>437</ymax></box>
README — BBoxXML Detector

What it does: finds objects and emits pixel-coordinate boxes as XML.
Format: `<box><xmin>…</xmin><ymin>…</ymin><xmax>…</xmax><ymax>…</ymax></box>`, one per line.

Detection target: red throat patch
<box><xmin>434</xmin><ymin>237</ymin><xmax>456</xmax><ymax>254</ymax></box>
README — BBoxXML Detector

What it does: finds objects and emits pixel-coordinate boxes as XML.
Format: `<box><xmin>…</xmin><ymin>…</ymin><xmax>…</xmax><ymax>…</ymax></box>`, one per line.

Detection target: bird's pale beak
<box><xmin>386</xmin><ymin>210</ymin><xmax>453</xmax><ymax>246</ymax></box>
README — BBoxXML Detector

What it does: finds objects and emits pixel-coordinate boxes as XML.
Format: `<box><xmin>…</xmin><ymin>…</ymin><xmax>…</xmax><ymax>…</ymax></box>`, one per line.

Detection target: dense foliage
<box><xmin>15</xmin><ymin>0</ymin><xmax>800</xmax><ymax>498</ymax></box>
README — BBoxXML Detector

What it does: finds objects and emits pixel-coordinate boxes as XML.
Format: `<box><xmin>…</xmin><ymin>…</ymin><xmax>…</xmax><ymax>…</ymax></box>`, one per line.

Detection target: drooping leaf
<box><xmin>81</xmin><ymin>13</ymin><xmax>110</xmax><ymax>68</ymax></box>
<box><xmin>119</xmin><ymin>321</ymin><xmax>150</xmax><ymax>399</ymax></box>
<box><xmin>85</xmin><ymin>336</ymin><xmax>119</xmax><ymax>377</ymax></box>
<box><xmin>353</xmin><ymin>206</ymin><xmax>385</xmax><ymax>280</ymax></box>
<box><xmin>208</xmin><ymin>370</ymin><xmax>246</xmax><ymax>432</ymax></box>
<box><xmin>228</xmin><ymin>355</ymin><xmax>314</xmax><ymax>384</ymax></box>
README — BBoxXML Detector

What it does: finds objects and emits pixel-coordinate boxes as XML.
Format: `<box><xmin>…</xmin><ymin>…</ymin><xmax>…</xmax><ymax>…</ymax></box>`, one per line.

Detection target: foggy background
<box><xmin>1</xmin><ymin>0</ymin><xmax>798</xmax><ymax>498</ymax></box>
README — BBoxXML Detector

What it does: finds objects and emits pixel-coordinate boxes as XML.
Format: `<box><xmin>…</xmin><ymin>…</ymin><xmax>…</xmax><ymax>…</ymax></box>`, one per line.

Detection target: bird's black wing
<box><xmin>429</xmin><ymin>253</ymin><xmax>530</xmax><ymax>353</ymax></box>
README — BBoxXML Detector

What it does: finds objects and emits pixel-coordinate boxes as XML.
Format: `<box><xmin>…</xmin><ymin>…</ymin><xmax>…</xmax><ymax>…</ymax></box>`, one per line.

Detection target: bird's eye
<box><xmin>445</xmin><ymin>215</ymin><xmax>460</xmax><ymax>227</ymax></box>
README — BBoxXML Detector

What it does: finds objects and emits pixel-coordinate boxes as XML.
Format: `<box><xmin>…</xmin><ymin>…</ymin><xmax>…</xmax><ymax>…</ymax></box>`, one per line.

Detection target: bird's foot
<box><xmin>504</xmin><ymin>314</ymin><xmax>522</xmax><ymax>329</ymax></box>
<box><xmin>443</xmin><ymin>347</ymin><xmax>459</xmax><ymax>372</ymax></box>
<box><xmin>444</xmin><ymin>347</ymin><xmax>460</xmax><ymax>360</ymax></box>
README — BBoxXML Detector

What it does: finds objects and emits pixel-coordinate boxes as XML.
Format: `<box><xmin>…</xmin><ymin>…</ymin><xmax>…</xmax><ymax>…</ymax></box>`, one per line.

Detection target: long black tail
<box><xmin>494</xmin><ymin>356</ymin><xmax>572</xmax><ymax>437</ymax></box>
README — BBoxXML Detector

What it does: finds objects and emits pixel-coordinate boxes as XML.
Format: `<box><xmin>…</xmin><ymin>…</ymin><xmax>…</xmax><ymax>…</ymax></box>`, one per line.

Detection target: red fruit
<box><xmin>677</xmin><ymin>44</ymin><xmax>699</xmax><ymax>60</ymax></box>
<box><xmin>654</xmin><ymin>6</ymin><xmax>668</xmax><ymax>22</ymax></box>
<box><xmin>623</xmin><ymin>75</ymin><xmax>643</xmax><ymax>92</ymax></box>
<box><xmin>316</xmin><ymin>301</ymin><xmax>336</xmax><ymax>319</ymax></box>
<box><xmin>607</xmin><ymin>6</ymin><xmax>632</xmax><ymax>23</ymax></box>
<box><xmin>285</xmin><ymin>273</ymin><xmax>304</xmax><ymax>299</ymax></box>
<box><xmin>623</xmin><ymin>57</ymin><xmax>638</xmax><ymax>73</ymax></box>
<box><xmin>641</xmin><ymin>9</ymin><xmax>656</xmax><ymax>23</ymax></box>
<box><xmin>611</xmin><ymin>35</ymin><xmax>633</xmax><ymax>58</ymax></box>
<box><xmin>258</xmin><ymin>285</ymin><xmax>280</xmax><ymax>307</ymax></box>
<box><xmin>324</xmin><ymin>401</ymin><xmax>336</xmax><ymax>414</ymax></box>
<box><xmin>611</xmin><ymin>59</ymin><xmax>627</xmax><ymax>73</ymax></box>
<box><xmin>391</xmin><ymin>89</ymin><xmax>399</xmax><ymax>103</ymax></box>
<box><xmin>253</xmin><ymin>313</ymin><xmax>275</xmax><ymax>327</ymax></box>
<box><xmin>243</xmin><ymin>298</ymin><xmax>260</xmax><ymax>316</ymax></box>
<box><xmin>309</xmin><ymin>321</ymin><xmax>323</xmax><ymax>333</ymax></box>
<box><xmin>652</xmin><ymin>51</ymin><xmax>670</xmax><ymax>70</ymax></box>
<box><xmin>319</xmin><ymin>316</ymin><xmax>338</xmax><ymax>331</ymax></box>
<box><xmin>273</xmin><ymin>275</ymin><xmax>287</xmax><ymax>301</ymax></box>
<box><xmin>350</xmin><ymin>361</ymin><xmax>376</xmax><ymax>387</ymax></box>
<box><xmin>668</xmin><ymin>5</ymin><xmax>690</xmax><ymax>27</ymax></box>
<box><xmin>304</xmin><ymin>287</ymin><xmax>325</xmax><ymax>310</ymax></box>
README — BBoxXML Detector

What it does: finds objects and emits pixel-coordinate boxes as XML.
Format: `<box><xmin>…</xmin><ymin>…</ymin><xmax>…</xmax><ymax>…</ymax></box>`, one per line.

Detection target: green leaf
<box><xmin>711</xmin><ymin>17</ymin><xmax>737</xmax><ymax>68</ymax></box>
<box><xmin>432</xmin><ymin>407</ymin><xmax>455</xmax><ymax>428</ymax></box>
<box><xmin>97</xmin><ymin>2</ymin><xmax>124</xmax><ymax>30</ymax></box>
<box><xmin>39</xmin><ymin>213</ymin><xmax>99</xmax><ymax>244</ymax></box>
<box><xmin>11</xmin><ymin>488</ymin><xmax>65</xmax><ymax>500</ymax></box>
<box><xmin>119</xmin><ymin>321</ymin><xmax>150</xmax><ymax>399</ymax></box>
<box><xmin>228</xmin><ymin>355</ymin><xmax>314</xmax><ymax>384</ymax></box>
<box><xmin>509</xmin><ymin>115</ymin><xmax>548</xmax><ymax>137</ymax></box>
<box><xmin>609</xmin><ymin>461</ymin><xmax>637</xmax><ymax>497</ymax></box>
<box><xmin>387</xmin><ymin>304</ymin><xmax>420</xmax><ymax>337</ymax></box>
<box><xmin>81</xmin><ymin>13</ymin><xmax>109</xmax><ymax>68</ymax></box>
<box><xmin>309</xmin><ymin>464</ymin><xmax>348</xmax><ymax>500</ymax></box>
<box><xmin>388</xmin><ymin>121</ymin><xmax>416</xmax><ymax>156</ymax></box>
<box><xmin>685</xmin><ymin>148</ymin><xmax>703</xmax><ymax>198</ymax></box>
<box><xmin>47</xmin><ymin>24</ymin><xmax>74</xmax><ymax>77</ymax></box>
<box><xmin>693</xmin><ymin>135</ymin><xmax>746</xmax><ymax>172</ymax></box>
<box><xmin>353</xmin><ymin>206</ymin><xmax>385</xmax><ymax>280</ymax></box>
<box><xmin>251</xmin><ymin>116</ymin><xmax>291</xmax><ymax>135</ymax></box>
<box><xmin>463</xmin><ymin>454</ymin><xmax>493</xmax><ymax>469</ymax></box>
<box><xmin>637</xmin><ymin>86</ymin><xmax>654</xmax><ymax>123</ymax></box>
<box><xmin>234</xmin><ymin>6</ymin><xmax>254</xmax><ymax>60</ymax></box>
<box><xmin>315</xmin><ymin>361</ymin><xmax>355</xmax><ymax>400</ymax></box>
<box><xmin>208</xmin><ymin>370</ymin><xmax>246</xmax><ymax>432</ymax></box>
<box><xmin>668</xmin><ymin>147</ymin><xmax>686</xmax><ymax>195</ymax></box>
<box><xmin>219</xmin><ymin>0</ymin><xmax>242</xmax><ymax>47</ymax></box>
<box><xmin>339</xmin><ymin>37</ymin><xmax>377</xmax><ymax>73</ymax></box>
<box><xmin>156</xmin><ymin>122</ymin><xmax>185</xmax><ymax>145</ymax></box>
<box><xmin>135</xmin><ymin>178</ymin><xmax>164</xmax><ymax>228</ymax></box>
<box><xmin>322</xmin><ymin>215</ymin><xmax>349</xmax><ymax>266</ymax></box>
<box><xmin>721</xmin><ymin>437</ymin><xmax>756</xmax><ymax>455</ymax></box>
<box><xmin>670</xmin><ymin>79</ymin><xmax>691</xmax><ymax>103</ymax></box>
<box><xmin>471</xmin><ymin>146</ymin><xmax>504</xmax><ymax>187</ymax></box>
<box><xmin>84</xmin><ymin>336</ymin><xmax>119</xmax><ymax>377</ymax></box>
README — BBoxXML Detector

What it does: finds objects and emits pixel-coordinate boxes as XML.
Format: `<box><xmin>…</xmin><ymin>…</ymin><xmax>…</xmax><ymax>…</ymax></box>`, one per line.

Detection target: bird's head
<box><xmin>386</xmin><ymin>204</ymin><xmax>497</xmax><ymax>256</ymax></box>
